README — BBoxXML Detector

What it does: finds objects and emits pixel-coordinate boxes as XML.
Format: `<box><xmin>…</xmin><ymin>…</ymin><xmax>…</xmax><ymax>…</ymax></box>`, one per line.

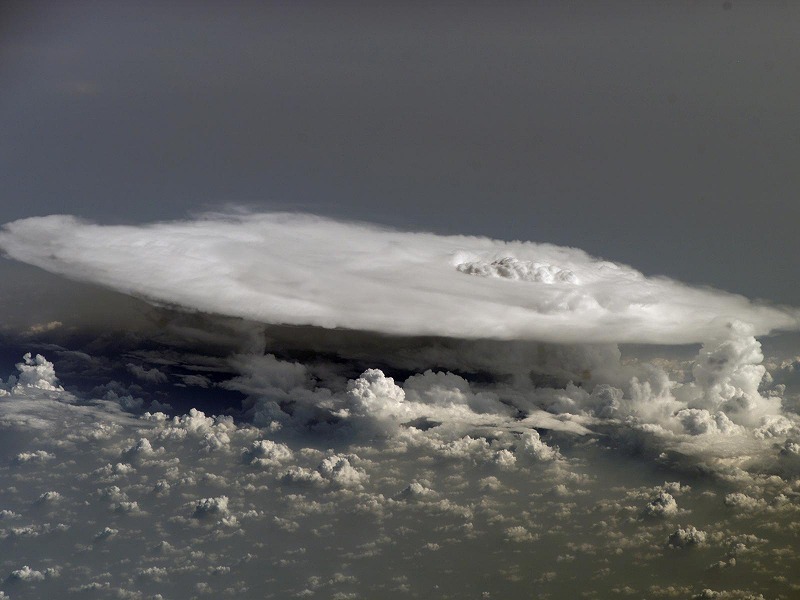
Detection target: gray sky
<box><xmin>2</xmin><ymin>0</ymin><xmax>799</xmax><ymax>304</ymax></box>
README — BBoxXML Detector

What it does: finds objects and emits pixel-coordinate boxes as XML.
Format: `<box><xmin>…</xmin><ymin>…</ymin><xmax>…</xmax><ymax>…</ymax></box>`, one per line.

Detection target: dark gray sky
<box><xmin>2</xmin><ymin>0</ymin><xmax>799</xmax><ymax>305</ymax></box>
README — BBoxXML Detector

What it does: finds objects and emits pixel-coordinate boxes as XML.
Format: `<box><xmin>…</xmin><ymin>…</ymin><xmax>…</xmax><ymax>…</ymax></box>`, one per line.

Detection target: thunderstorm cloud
<box><xmin>0</xmin><ymin>212</ymin><xmax>797</xmax><ymax>344</ymax></box>
<box><xmin>1</xmin><ymin>213</ymin><xmax>800</xmax><ymax>599</ymax></box>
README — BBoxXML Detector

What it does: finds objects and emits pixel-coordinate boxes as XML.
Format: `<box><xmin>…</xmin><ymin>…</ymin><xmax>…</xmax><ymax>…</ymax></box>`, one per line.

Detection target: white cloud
<box><xmin>94</xmin><ymin>526</ymin><xmax>118</xmax><ymax>541</ymax></box>
<box><xmin>339</xmin><ymin>369</ymin><xmax>410</xmax><ymax>435</ymax></box>
<box><xmin>517</xmin><ymin>430</ymin><xmax>560</xmax><ymax>462</ymax></box>
<box><xmin>8</xmin><ymin>565</ymin><xmax>46</xmax><ymax>582</ymax></box>
<box><xmin>121</xmin><ymin>438</ymin><xmax>162</xmax><ymax>462</ymax></box>
<box><xmin>504</xmin><ymin>525</ymin><xmax>537</xmax><ymax>542</ymax></box>
<box><xmin>0</xmin><ymin>349</ymin><xmax>797</xmax><ymax>599</ymax></box>
<box><xmin>0</xmin><ymin>301</ymin><xmax>800</xmax><ymax>598</ymax></box>
<box><xmin>14</xmin><ymin>450</ymin><xmax>55</xmax><ymax>464</ymax></box>
<box><xmin>33</xmin><ymin>491</ymin><xmax>62</xmax><ymax>505</ymax></box>
<box><xmin>668</xmin><ymin>526</ymin><xmax>707</xmax><ymax>548</ymax></box>
<box><xmin>754</xmin><ymin>415</ymin><xmax>798</xmax><ymax>440</ymax></box>
<box><xmin>242</xmin><ymin>439</ymin><xmax>293</xmax><ymax>467</ymax></box>
<box><xmin>346</xmin><ymin>369</ymin><xmax>406</xmax><ymax>416</ymax></box>
<box><xmin>317</xmin><ymin>455</ymin><xmax>368</xmax><ymax>488</ymax></box>
<box><xmin>1</xmin><ymin>212</ymin><xmax>796</xmax><ymax>344</ymax></box>
<box><xmin>394</xmin><ymin>481</ymin><xmax>437</xmax><ymax>501</ymax></box>
<box><xmin>2</xmin><ymin>353</ymin><xmax>64</xmax><ymax>394</ymax></box>
<box><xmin>724</xmin><ymin>493</ymin><xmax>768</xmax><ymax>513</ymax></box>
<box><xmin>456</xmin><ymin>256</ymin><xmax>578</xmax><ymax>284</ymax></box>
<box><xmin>674</xmin><ymin>322</ymin><xmax>776</xmax><ymax>425</ymax></box>
<box><xmin>403</xmin><ymin>370</ymin><xmax>503</xmax><ymax>414</ymax></box>
<box><xmin>192</xmin><ymin>496</ymin><xmax>230</xmax><ymax>519</ymax></box>
<box><xmin>676</xmin><ymin>409</ymin><xmax>742</xmax><ymax>436</ymax></box>
<box><xmin>644</xmin><ymin>491</ymin><xmax>679</xmax><ymax>518</ymax></box>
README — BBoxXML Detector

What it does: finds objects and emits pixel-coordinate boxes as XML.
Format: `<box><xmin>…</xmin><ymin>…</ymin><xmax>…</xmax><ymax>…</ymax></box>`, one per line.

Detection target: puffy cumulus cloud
<box><xmin>225</xmin><ymin>357</ymin><xmax>537</xmax><ymax>441</ymax></box>
<box><xmin>33</xmin><ymin>491</ymin><xmax>62</xmax><ymax>505</ymax></box>
<box><xmin>0</xmin><ymin>212</ymin><xmax>796</xmax><ymax>344</ymax></box>
<box><xmin>456</xmin><ymin>256</ymin><xmax>579</xmax><ymax>284</ymax></box>
<box><xmin>14</xmin><ymin>353</ymin><xmax>62</xmax><ymax>391</ymax></box>
<box><xmin>14</xmin><ymin>450</ymin><xmax>55</xmax><ymax>464</ymax></box>
<box><xmin>426</xmin><ymin>435</ymin><xmax>515</xmax><ymax>468</ymax></box>
<box><xmin>1</xmin><ymin>353</ymin><xmax>800</xmax><ymax>599</ymax></box>
<box><xmin>585</xmin><ymin>384</ymin><xmax>624</xmax><ymax>419</ymax></box>
<box><xmin>345</xmin><ymin>369</ymin><xmax>406</xmax><ymax>419</ymax></box>
<box><xmin>667</xmin><ymin>526</ymin><xmax>707</xmax><ymax>548</ymax></box>
<box><xmin>503</xmin><ymin>524</ymin><xmax>538</xmax><ymax>542</ymax></box>
<box><xmin>676</xmin><ymin>409</ymin><xmax>742</xmax><ymax>436</ymax></box>
<box><xmin>723</xmin><ymin>493</ymin><xmax>769</xmax><ymax>513</ymax></box>
<box><xmin>393</xmin><ymin>481</ymin><xmax>438</xmax><ymax>502</ymax></box>
<box><xmin>242</xmin><ymin>439</ymin><xmax>293</xmax><ymax>468</ymax></box>
<box><xmin>484</xmin><ymin>325</ymin><xmax>800</xmax><ymax>482</ymax></box>
<box><xmin>753</xmin><ymin>415</ymin><xmax>798</xmax><ymax>440</ymax></box>
<box><xmin>137</xmin><ymin>322</ymin><xmax>800</xmax><ymax>487</ymax></box>
<box><xmin>120</xmin><ymin>437</ymin><xmax>163</xmax><ymax>463</ymax></box>
<box><xmin>93</xmin><ymin>526</ymin><xmax>118</xmax><ymax>541</ymax></box>
<box><xmin>674</xmin><ymin>322</ymin><xmax>779</xmax><ymax>425</ymax></box>
<box><xmin>0</xmin><ymin>290</ymin><xmax>800</xmax><ymax>598</ymax></box>
<box><xmin>0</xmin><ymin>353</ymin><xmax>64</xmax><ymax>396</ymax></box>
<box><xmin>692</xmin><ymin>590</ymin><xmax>769</xmax><ymax>600</ymax></box>
<box><xmin>7</xmin><ymin>565</ymin><xmax>46</xmax><ymax>582</ymax></box>
<box><xmin>316</xmin><ymin>455</ymin><xmax>368</xmax><ymax>488</ymax></box>
<box><xmin>643</xmin><ymin>492</ymin><xmax>679</xmax><ymax>518</ymax></box>
<box><xmin>517</xmin><ymin>430</ymin><xmax>561</xmax><ymax>462</ymax></box>
<box><xmin>403</xmin><ymin>370</ymin><xmax>503</xmax><ymax>414</ymax></box>
<box><xmin>3</xmin><ymin>328</ymin><xmax>796</xmax><ymax>489</ymax></box>
<box><xmin>192</xmin><ymin>496</ymin><xmax>230</xmax><ymax>519</ymax></box>
<box><xmin>148</xmin><ymin>408</ymin><xmax>241</xmax><ymax>453</ymax></box>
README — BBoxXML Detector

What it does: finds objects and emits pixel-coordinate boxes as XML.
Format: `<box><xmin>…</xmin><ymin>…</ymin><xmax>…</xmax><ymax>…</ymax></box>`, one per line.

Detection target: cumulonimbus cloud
<box><xmin>0</xmin><ymin>212</ymin><xmax>797</xmax><ymax>344</ymax></box>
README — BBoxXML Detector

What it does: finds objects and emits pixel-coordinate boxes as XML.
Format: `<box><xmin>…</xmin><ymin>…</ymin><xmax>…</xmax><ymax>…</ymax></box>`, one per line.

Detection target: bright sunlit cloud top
<box><xmin>0</xmin><ymin>212</ymin><xmax>797</xmax><ymax>344</ymax></box>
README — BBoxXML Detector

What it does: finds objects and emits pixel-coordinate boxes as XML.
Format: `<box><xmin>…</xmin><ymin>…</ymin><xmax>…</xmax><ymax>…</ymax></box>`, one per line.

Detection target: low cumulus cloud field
<box><xmin>1</xmin><ymin>213</ymin><xmax>800</xmax><ymax>599</ymax></box>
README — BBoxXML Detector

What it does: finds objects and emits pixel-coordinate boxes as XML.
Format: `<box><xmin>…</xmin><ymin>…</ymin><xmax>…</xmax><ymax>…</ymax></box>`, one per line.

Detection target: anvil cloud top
<box><xmin>1</xmin><ymin>212</ymin><xmax>796</xmax><ymax>344</ymax></box>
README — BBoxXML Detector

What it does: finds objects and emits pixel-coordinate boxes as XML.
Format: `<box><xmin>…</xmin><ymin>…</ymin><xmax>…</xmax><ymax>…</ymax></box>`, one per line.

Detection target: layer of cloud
<box><xmin>1</xmin><ymin>352</ymin><xmax>800</xmax><ymax>599</ymax></box>
<box><xmin>1</xmin><ymin>212</ymin><xmax>797</xmax><ymax>344</ymax></box>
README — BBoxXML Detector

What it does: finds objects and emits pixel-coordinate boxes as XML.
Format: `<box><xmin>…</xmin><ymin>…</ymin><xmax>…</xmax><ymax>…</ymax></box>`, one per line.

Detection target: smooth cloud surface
<box><xmin>0</xmin><ymin>212</ymin><xmax>796</xmax><ymax>344</ymax></box>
